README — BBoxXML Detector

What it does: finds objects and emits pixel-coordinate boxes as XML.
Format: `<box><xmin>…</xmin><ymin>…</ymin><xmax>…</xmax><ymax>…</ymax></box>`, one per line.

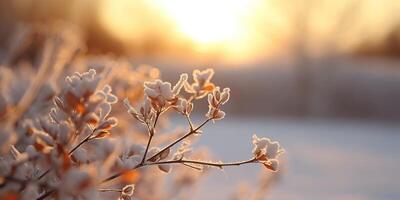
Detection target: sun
<box><xmin>98</xmin><ymin>0</ymin><xmax>266</xmax><ymax>63</ymax></box>
<box><xmin>154</xmin><ymin>0</ymin><xmax>254</xmax><ymax>45</ymax></box>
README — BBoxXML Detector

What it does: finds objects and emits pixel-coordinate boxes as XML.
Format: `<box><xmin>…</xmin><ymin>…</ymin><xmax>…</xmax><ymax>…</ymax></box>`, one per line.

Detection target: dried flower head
<box><xmin>206</xmin><ymin>87</ymin><xmax>230</xmax><ymax>121</ymax></box>
<box><xmin>252</xmin><ymin>135</ymin><xmax>285</xmax><ymax>171</ymax></box>
<box><xmin>143</xmin><ymin>73</ymin><xmax>188</xmax><ymax>112</ymax></box>
<box><xmin>185</xmin><ymin>68</ymin><xmax>215</xmax><ymax>99</ymax></box>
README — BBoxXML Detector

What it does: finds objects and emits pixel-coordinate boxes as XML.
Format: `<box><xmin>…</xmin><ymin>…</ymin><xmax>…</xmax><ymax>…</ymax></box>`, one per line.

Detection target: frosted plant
<box><xmin>0</xmin><ymin>67</ymin><xmax>284</xmax><ymax>200</ymax></box>
<box><xmin>103</xmin><ymin>68</ymin><xmax>285</xmax><ymax>195</ymax></box>
<box><xmin>0</xmin><ymin>25</ymin><xmax>284</xmax><ymax>200</ymax></box>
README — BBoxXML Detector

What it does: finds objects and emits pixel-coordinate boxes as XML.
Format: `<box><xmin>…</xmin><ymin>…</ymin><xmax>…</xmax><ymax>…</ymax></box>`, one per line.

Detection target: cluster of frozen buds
<box><xmin>206</xmin><ymin>87</ymin><xmax>230</xmax><ymax>120</ymax></box>
<box><xmin>144</xmin><ymin>73</ymin><xmax>187</xmax><ymax>112</ymax></box>
<box><xmin>252</xmin><ymin>135</ymin><xmax>285</xmax><ymax>171</ymax></box>
<box><xmin>0</xmin><ymin>68</ymin><xmax>124</xmax><ymax>200</ymax></box>
<box><xmin>51</xmin><ymin>69</ymin><xmax>119</xmax><ymax>141</ymax></box>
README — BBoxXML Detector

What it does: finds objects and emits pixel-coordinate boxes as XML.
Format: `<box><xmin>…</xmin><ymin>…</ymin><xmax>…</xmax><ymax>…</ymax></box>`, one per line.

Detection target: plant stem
<box><xmin>6</xmin><ymin>41</ymin><xmax>55</xmax><ymax>129</ymax></box>
<box><xmin>37</xmin><ymin>128</ymin><xmax>94</xmax><ymax>181</ymax></box>
<box><xmin>68</xmin><ymin>130</ymin><xmax>95</xmax><ymax>155</ymax></box>
<box><xmin>141</xmin><ymin>134</ymin><xmax>153</xmax><ymax>164</ymax></box>
<box><xmin>101</xmin><ymin>118</ymin><xmax>211</xmax><ymax>184</ymax></box>
<box><xmin>37</xmin><ymin>168</ymin><xmax>52</xmax><ymax>180</ymax></box>
<box><xmin>101</xmin><ymin>171</ymin><xmax>125</xmax><ymax>183</ymax></box>
<box><xmin>185</xmin><ymin>114</ymin><xmax>194</xmax><ymax>131</ymax></box>
<box><xmin>98</xmin><ymin>188</ymin><xmax>122</xmax><ymax>193</ymax></box>
<box><xmin>181</xmin><ymin>163</ymin><xmax>202</xmax><ymax>170</ymax></box>
<box><xmin>146</xmin><ymin>118</ymin><xmax>211</xmax><ymax>162</ymax></box>
<box><xmin>101</xmin><ymin>156</ymin><xmax>258</xmax><ymax>184</ymax></box>
<box><xmin>140</xmin><ymin>111</ymin><xmax>160</xmax><ymax>164</ymax></box>
<box><xmin>144</xmin><ymin>157</ymin><xmax>258</xmax><ymax>168</ymax></box>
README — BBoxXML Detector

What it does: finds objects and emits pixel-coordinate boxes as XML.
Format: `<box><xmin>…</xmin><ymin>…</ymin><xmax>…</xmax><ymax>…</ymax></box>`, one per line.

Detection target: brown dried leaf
<box><xmin>263</xmin><ymin>163</ymin><xmax>276</xmax><ymax>171</ymax></box>
<box><xmin>159</xmin><ymin>148</ymin><xmax>170</xmax><ymax>160</ymax></box>
<box><xmin>158</xmin><ymin>164</ymin><xmax>171</xmax><ymax>173</ymax></box>
<box><xmin>94</xmin><ymin>131</ymin><xmax>110</xmax><ymax>139</ymax></box>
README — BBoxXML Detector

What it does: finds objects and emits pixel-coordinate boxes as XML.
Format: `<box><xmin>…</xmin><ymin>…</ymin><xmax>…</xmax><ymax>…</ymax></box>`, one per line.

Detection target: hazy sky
<box><xmin>97</xmin><ymin>0</ymin><xmax>400</xmax><ymax>63</ymax></box>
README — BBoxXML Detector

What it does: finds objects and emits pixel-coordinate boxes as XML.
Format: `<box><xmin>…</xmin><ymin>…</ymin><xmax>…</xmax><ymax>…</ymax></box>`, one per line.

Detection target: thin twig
<box><xmin>181</xmin><ymin>163</ymin><xmax>202</xmax><ymax>171</ymax></box>
<box><xmin>101</xmin><ymin>171</ymin><xmax>125</xmax><ymax>183</ymax></box>
<box><xmin>144</xmin><ymin>158</ymin><xmax>258</xmax><ymax>168</ymax></box>
<box><xmin>98</xmin><ymin>188</ymin><xmax>122</xmax><ymax>193</ymax></box>
<box><xmin>101</xmin><ymin>156</ymin><xmax>258</xmax><ymax>184</ymax></box>
<box><xmin>140</xmin><ymin>111</ymin><xmax>160</xmax><ymax>164</ymax></box>
<box><xmin>68</xmin><ymin>129</ymin><xmax>95</xmax><ymax>155</ymax></box>
<box><xmin>141</xmin><ymin>133</ymin><xmax>154</xmax><ymax>164</ymax></box>
<box><xmin>185</xmin><ymin>114</ymin><xmax>194</xmax><ymax>131</ymax></box>
<box><xmin>101</xmin><ymin>118</ymin><xmax>211</xmax><ymax>184</ymax></box>
<box><xmin>146</xmin><ymin>118</ymin><xmax>211</xmax><ymax>162</ymax></box>
<box><xmin>37</xmin><ymin>128</ymin><xmax>95</xmax><ymax>181</ymax></box>
<box><xmin>6</xmin><ymin>41</ymin><xmax>55</xmax><ymax>128</ymax></box>
<box><xmin>37</xmin><ymin>168</ymin><xmax>52</xmax><ymax>180</ymax></box>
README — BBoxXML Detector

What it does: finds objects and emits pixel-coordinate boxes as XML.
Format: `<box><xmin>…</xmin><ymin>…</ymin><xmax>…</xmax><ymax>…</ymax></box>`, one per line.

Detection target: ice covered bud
<box><xmin>174</xmin><ymin>98</ymin><xmax>193</xmax><ymax>115</ymax></box>
<box><xmin>185</xmin><ymin>68</ymin><xmax>215</xmax><ymax>99</ymax></box>
<box><xmin>119</xmin><ymin>184</ymin><xmax>135</xmax><ymax>200</ymax></box>
<box><xmin>252</xmin><ymin>135</ymin><xmax>284</xmax><ymax>171</ymax></box>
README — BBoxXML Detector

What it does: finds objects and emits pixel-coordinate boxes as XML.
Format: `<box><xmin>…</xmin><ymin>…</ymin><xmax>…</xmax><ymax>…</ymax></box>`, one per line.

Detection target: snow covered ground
<box><xmin>170</xmin><ymin>116</ymin><xmax>400</xmax><ymax>200</ymax></box>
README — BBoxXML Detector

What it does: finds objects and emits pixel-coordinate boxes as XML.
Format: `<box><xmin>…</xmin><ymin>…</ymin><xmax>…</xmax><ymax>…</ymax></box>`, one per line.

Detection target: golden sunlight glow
<box><xmin>98</xmin><ymin>0</ymin><xmax>267</xmax><ymax>63</ymax></box>
<box><xmin>98</xmin><ymin>0</ymin><xmax>169</xmax><ymax>42</ymax></box>
<box><xmin>98</xmin><ymin>0</ymin><xmax>400</xmax><ymax>64</ymax></box>
<box><xmin>154</xmin><ymin>0</ymin><xmax>254</xmax><ymax>45</ymax></box>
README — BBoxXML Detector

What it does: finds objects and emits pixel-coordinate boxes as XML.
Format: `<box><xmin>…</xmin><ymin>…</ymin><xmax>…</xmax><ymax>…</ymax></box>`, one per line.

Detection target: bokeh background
<box><xmin>1</xmin><ymin>0</ymin><xmax>400</xmax><ymax>199</ymax></box>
